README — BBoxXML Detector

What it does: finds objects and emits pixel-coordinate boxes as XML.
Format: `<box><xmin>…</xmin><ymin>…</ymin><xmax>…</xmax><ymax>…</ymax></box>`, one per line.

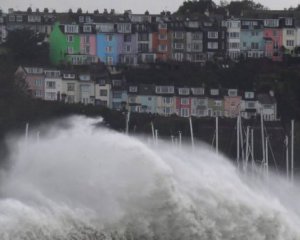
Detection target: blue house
<box><xmin>96</xmin><ymin>33</ymin><xmax>122</xmax><ymax>65</ymax></box>
<box><xmin>240</xmin><ymin>19</ymin><xmax>265</xmax><ymax>58</ymax></box>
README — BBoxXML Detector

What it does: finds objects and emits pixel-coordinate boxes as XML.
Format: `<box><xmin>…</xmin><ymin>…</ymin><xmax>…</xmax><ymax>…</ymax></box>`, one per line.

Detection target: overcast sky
<box><xmin>1</xmin><ymin>0</ymin><xmax>299</xmax><ymax>14</ymax></box>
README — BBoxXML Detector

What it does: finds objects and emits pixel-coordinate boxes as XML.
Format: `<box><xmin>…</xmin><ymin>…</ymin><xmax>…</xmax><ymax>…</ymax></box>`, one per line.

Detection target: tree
<box><xmin>77</xmin><ymin>8</ymin><xmax>82</xmax><ymax>14</ymax></box>
<box><xmin>176</xmin><ymin>0</ymin><xmax>217</xmax><ymax>15</ymax></box>
<box><xmin>226</xmin><ymin>0</ymin><xmax>266</xmax><ymax>16</ymax></box>
<box><xmin>4</xmin><ymin>29</ymin><xmax>49</xmax><ymax>65</ymax></box>
<box><xmin>43</xmin><ymin>8</ymin><xmax>49</xmax><ymax>13</ymax></box>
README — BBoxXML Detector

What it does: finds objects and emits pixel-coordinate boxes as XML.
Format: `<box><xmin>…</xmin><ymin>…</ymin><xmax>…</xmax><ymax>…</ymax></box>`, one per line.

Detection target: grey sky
<box><xmin>1</xmin><ymin>0</ymin><xmax>299</xmax><ymax>14</ymax></box>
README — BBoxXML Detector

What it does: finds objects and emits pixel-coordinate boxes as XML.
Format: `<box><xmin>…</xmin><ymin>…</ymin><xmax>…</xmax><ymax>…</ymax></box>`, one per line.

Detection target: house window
<box><xmin>251</xmin><ymin>31</ymin><xmax>258</xmax><ymax>36</ymax></box>
<box><xmin>287</xmin><ymin>40</ymin><xmax>294</xmax><ymax>47</ymax></box>
<box><xmin>106</xmin><ymin>46</ymin><xmax>112</xmax><ymax>53</ymax></box>
<box><xmin>191</xmin><ymin>88</ymin><xmax>204</xmax><ymax>95</ymax></box>
<box><xmin>67</xmin><ymin>47</ymin><xmax>73</xmax><ymax>54</ymax></box>
<box><xmin>159</xmin><ymin>34</ymin><xmax>167</xmax><ymax>40</ymax></box>
<box><xmin>124</xmin><ymin>34</ymin><xmax>131</xmax><ymax>42</ymax></box>
<box><xmin>65</xmin><ymin>25</ymin><xmax>79</xmax><ymax>33</ymax></box>
<box><xmin>179</xmin><ymin>88</ymin><xmax>190</xmax><ymax>95</ymax></box>
<box><xmin>251</xmin><ymin>42</ymin><xmax>259</xmax><ymax>49</ymax></box>
<box><xmin>86</xmin><ymin>16</ymin><xmax>92</xmax><ymax>23</ymax></box>
<box><xmin>286</xmin><ymin>29</ymin><xmax>294</xmax><ymax>35</ymax></box>
<box><xmin>159</xmin><ymin>45</ymin><xmax>167</xmax><ymax>51</ymax></box>
<box><xmin>125</xmin><ymin>45</ymin><xmax>131</xmax><ymax>53</ymax></box>
<box><xmin>228</xmin><ymin>89</ymin><xmax>237</xmax><ymax>96</ymax></box>
<box><xmin>100</xmin><ymin>89</ymin><xmax>108</xmax><ymax>96</ymax></box>
<box><xmin>35</xmin><ymin>90</ymin><xmax>43</xmax><ymax>97</ymax></box>
<box><xmin>106</xmin><ymin>56</ymin><xmax>113</xmax><ymax>65</ymax></box>
<box><xmin>35</xmin><ymin>79</ymin><xmax>43</xmax><ymax>86</ymax></box>
<box><xmin>164</xmin><ymin>107</ymin><xmax>171</xmax><ymax>115</ymax></box>
<box><xmin>192</xmin><ymin>33</ymin><xmax>202</xmax><ymax>40</ymax></box>
<box><xmin>80</xmin><ymin>84</ymin><xmax>90</xmax><ymax>92</ymax></box>
<box><xmin>180</xmin><ymin>108</ymin><xmax>189</xmax><ymax>117</ymax></box>
<box><xmin>208</xmin><ymin>31</ymin><xmax>218</xmax><ymax>39</ymax></box>
<box><xmin>83</xmin><ymin>25</ymin><xmax>92</xmax><ymax>33</ymax></box>
<box><xmin>67</xmin><ymin>35</ymin><xmax>73</xmax><ymax>42</ymax></box>
<box><xmin>138</xmin><ymin>43</ymin><xmax>149</xmax><ymax>52</ymax></box>
<box><xmin>106</xmin><ymin>34</ymin><xmax>113</xmax><ymax>41</ymax></box>
<box><xmin>79</xmin><ymin>16</ymin><xmax>84</xmax><ymax>22</ymax></box>
<box><xmin>159</xmin><ymin>23</ymin><xmax>167</xmax><ymax>29</ymax></box>
<box><xmin>174</xmin><ymin>31</ymin><xmax>184</xmax><ymax>39</ymax></box>
<box><xmin>16</xmin><ymin>15</ymin><xmax>23</xmax><ymax>22</ymax></box>
<box><xmin>229</xmin><ymin>42</ymin><xmax>240</xmax><ymax>49</ymax></box>
<box><xmin>28</xmin><ymin>15</ymin><xmax>41</xmax><ymax>22</ymax></box>
<box><xmin>192</xmin><ymin>43</ymin><xmax>202</xmax><ymax>51</ymax></box>
<box><xmin>46</xmin><ymin>92</ymin><xmax>56</xmax><ymax>100</ymax></box>
<box><xmin>113</xmin><ymin>91</ymin><xmax>122</xmax><ymax>99</ymax></box>
<box><xmin>229</xmin><ymin>32</ymin><xmax>239</xmax><ymax>38</ymax></box>
<box><xmin>129</xmin><ymin>86</ymin><xmax>138</xmax><ymax>92</ymax></box>
<box><xmin>9</xmin><ymin>15</ymin><xmax>15</xmax><ymax>22</ymax></box>
<box><xmin>207</xmin><ymin>42</ymin><xmax>218</xmax><ymax>49</ymax></box>
<box><xmin>84</xmin><ymin>46</ymin><xmax>90</xmax><ymax>54</ymax></box>
<box><xmin>67</xmin><ymin>83</ymin><xmax>75</xmax><ymax>91</ymax></box>
<box><xmin>46</xmin><ymin>81</ymin><xmax>56</xmax><ymax>89</ymax></box>
<box><xmin>181</xmin><ymin>98</ymin><xmax>189</xmax><ymax>105</ymax></box>
<box><xmin>156</xmin><ymin>86</ymin><xmax>174</xmax><ymax>94</ymax></box>
<box><xmin>285</xmin><ymin>18</ymin><xmax>293</xmax><ymax>26</ymax></box>
<box><xmin>247</xmin><ymin>102</ymin><xmax>255</xmax><ymax>108</ymax></box>
<box><xmin>264</xmin><ymin>19</ymin><xmax>279</xmax><ymax>27</ymax></box>
<box><xmin>245</xmin><ymin>92</ymin><xmax>254</xmax><ymax>99</ymax></box>
<box><xmin>211</xmin><ymin>89</ymin><xmax>219</xmax><ymax>95</ymax></box>
<box><xmin>163</xmin><ymin>97</ymin><xmax>173</xmax><ymax>104</ymax></box>
<box><xmin>79</xmin><ymin>75</ymin><xmax>91</xmax><ymax>81</ymax></box>
<box><xmin>215</xmin><ymin>100</ymin><xmax>222</xmax><ymax>107</ymax></box>
<box><xmin>174</xmin><ymin>43</ymin><xmax>184</xmax><ymax>49</ymax></box>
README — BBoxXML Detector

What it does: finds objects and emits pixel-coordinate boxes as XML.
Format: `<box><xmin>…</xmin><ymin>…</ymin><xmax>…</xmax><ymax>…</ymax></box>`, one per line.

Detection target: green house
<box><xmin>49</xmin><ymin>22</ymin><xmax>80</xmax><ymax>65</ymax></box>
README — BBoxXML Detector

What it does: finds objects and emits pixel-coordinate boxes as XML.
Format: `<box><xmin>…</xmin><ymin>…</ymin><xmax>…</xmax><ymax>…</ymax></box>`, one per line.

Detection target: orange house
<box><xmin>152</xmin><ymin>22</ymin><xmax>170</xmax><ymax>62</ymax></box>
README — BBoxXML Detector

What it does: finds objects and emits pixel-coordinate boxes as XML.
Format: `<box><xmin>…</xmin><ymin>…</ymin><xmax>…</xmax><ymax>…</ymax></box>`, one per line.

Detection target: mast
<box><xmin>155</xmin><ymin>129</ymin><xmax>158</xmax><ymax>145</ymax></box>
<box><xmin>151</xmin><ymin>122</ymin><xmax>155</xmax><ymax>143</ymax></box>
<box><xmin>239</xmin><ymin>116</ymin><xmax>244</xmax><ymax>163</ymax></box>
<box><xmin>285</xmin><ymin>135</ymin><xmax>289</xmax><ymax>180</ymax></box>
<box><xmin>265</xmin><ymin>137</ymin><xmax>269</xmax><ymax>178</ymax></box>
<box><xmin>251</xmin><ymin>128</ymin><xmax>255</xmax><ymax>170</ymax></box>
<box><xmin>216</xmin><ymin>116</ymin><xmax>219</xmax><ymax>154</ymax></box>
<box><xmin>179</xmin><ymin>131</ymin><xmax>182</xmax><ymax>148</ymax></box>
<box><xmin>189</xmin><ymin>116</ymin><xmax>195</xmax><ymax>149</ymax></box>
<box><xmin>25</xmin><ymin>122</ymin><xmax>29</xmax><ymax>141</ymax></box>
<box><xmin>237</xmin><ymin>116</ymin><xmax>240</xmax><ymax>168</ymax></box>
<box><xmin>291</xmin><ymin>120</ymin><xmax>295</xmax><ymax>183</ymax></box>
<box><xmin>245</xmin><ymin>126</ymin><xmax>250</xmax><ymax>171</ymax></box>
<box><xmin>261</xmin><ymin>113</ymin><xmax>265</xmax><ymax>172</ymax></box>
<box><xmin>125</xmin><ymin>111</ymin><xmax>130</xmax><ymax>135</ymax></box>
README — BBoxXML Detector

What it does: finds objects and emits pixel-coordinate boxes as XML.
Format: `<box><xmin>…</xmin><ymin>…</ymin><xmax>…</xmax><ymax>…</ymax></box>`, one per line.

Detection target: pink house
<box><xmin>263</xmin><ymin>28</ymin><xmax>283</xmax><ymax>61</ymax></box>
<box><xmin>80</xmin><ymin>34</ymin><xmax>97</xmax><ymax>56</ymax></box>
<box><xmin>16</xmin><ymin>66</ymin><xmax>45</xmax><ymax>99</ymax></box>
<box><xmin>224</xmin><ymin>89</ymin><xmax>241</xmax><ymax>118</ymax></box>
<box><xmin>176</xmin><ymin>88</ymin><xmax>192</xmax><ymax>117</ymax></box>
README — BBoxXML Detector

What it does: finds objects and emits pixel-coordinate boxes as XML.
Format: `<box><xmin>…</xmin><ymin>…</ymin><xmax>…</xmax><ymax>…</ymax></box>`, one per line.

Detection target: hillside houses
<box><xmin>16</xmin><ymin>65</ymin><xmax>278</xmax><ymax>121</ymax></box>
<box><xmin>2</xmin><ymin>8</ymin><xmax>300</xmax><ymax>65</ymax></box>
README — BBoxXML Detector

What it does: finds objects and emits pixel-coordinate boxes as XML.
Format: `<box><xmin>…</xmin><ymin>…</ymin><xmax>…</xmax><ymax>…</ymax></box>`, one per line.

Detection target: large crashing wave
<box><xmin>0</xmin><ymin>116</ymin><xmax>300</xmax><ymax>240</ymax></box>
